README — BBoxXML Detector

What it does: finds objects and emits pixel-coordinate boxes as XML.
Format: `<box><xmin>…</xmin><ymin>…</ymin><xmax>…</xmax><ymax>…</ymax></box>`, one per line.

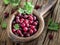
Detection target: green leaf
<box><xmin>14</xmin><ymin>24</ymin><xmax>19</xmax><ymax>30</ymax></box>
<box><xmin>48</xmin><ymin>18</ymin><xmax>59</xmax><ymax>31</ymax></box>
<box><xmin>10</xmin><ymin>0</ymin><xmax>20</xmax><ymax>6</ymax></box>
<box><xmin>4</xmin><ymin>0</ymin><xmax>10</xmax><ymax>4</ymax></box>
<box><xmin>48</xmin><ymin>26</ymin><xmax>59</xmax><ymax>31</ymax></box>
<box><xmin>1</xmin><ymin>21</ymin><xmax>7</xmax><ymax>29</ymax></box>
<box><xmin>24</xmin><ymin>2</ymin><xmax>34</xmax><ymax>14</ymax></box>
<box><xmin>18</xmin><ymin>8</ymin><xmax>24</xmax><ymax>13</ymax></box>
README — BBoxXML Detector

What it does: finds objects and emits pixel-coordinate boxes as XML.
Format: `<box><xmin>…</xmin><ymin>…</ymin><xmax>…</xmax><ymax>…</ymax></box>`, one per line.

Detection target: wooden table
<box><xmin>0</xmin><ymin>0</ymin><xmax>57</xmax><ymax>45</ymax></box>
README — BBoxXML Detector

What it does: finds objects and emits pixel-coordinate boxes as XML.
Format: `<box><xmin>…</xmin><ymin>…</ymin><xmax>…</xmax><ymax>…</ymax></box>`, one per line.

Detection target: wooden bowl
<box><xmin>7</xmin><ymin>10</ymin><xmax>44</xmax><ymax>42</ymax></box>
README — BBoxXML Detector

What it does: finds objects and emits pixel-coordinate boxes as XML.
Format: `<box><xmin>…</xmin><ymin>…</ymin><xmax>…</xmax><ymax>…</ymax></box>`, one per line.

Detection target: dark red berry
<box><xmin>26</xmin><ymin>23</ymin><xmax>29</xmax><ymax>27</ymax></box>
<box><xmin>30</xmin><ymin>25</ymin><xmax>35</xmax><ymax>29</ymax></box>
<box><xmin>16</xmin><ymin>19</ymin><xmax>20</xmax><ymax>23</ymax></box>
<box><xmin>20</xmin><ymin>34</ymin><xmax>24</xmax><ymax>37</ymax></box>
<box><xmin>29</xmin><ymin>29</ymin><xmax>33</xmax><ymax>35</ymax></box>
<box><xmin>26</xmin><ymin>33</ymin><xmax>30</xmax><ymax>37</ymax></box>
<box><xmin>33</xmin><ymin>21</ymin><xmax>38</xmax><ymax>26</ymax></box>
<box><xmin>12</xmin><ymin>21</ymin><xmax>16</xmax><ymax>25</ymax></box>
<box><xmin>28</xmin><ymin>15</ymin><xmax>33</xmax><ymax>21</ymax></box>
<box><xmin>12</xmin><ymin>29</ymin><xmax>16</xmax><ymax>33</ymax></box>
<box><xmin>17</xmin><ymin>30</ymin><xmax>24</xmax><ymax>37</ymax></box>
<box><xmin>17</xmin><ymin>30</ymin><xmax>21</xmax><ymax>34</ymax></box>
<box><xmin>24</xmin><ymin>15</ymin><xmax>28</xmax><ymax>18</ymax></box>
<box><xmin>16</xmin><ymin>16</ymin><xmax>20</xmax><ymax>19</ymax></box>
<box><xmin>34</xmin><ymin>5</ymin><xmax>40</xmax><ymax>9</ymax></box>
<box><xmin>23</xmin><ymin>27</ymin><xmax>28</xmax><ymax>32</ymax></box>
<box><xmin>20</xmin><ymin>18</ymin><xmax>24</xmax><ymax>23</ymax></box>
<box><xmin>29</xmin><ymin>20</ymin><xmax>33</xmax><ymax>24</ymax></box>
<box><xmin>24</xmin><ymin>19</ymin><xmax>29</xmax><ymax>24</ymax></box>
<box><xmin>4</xmin><ymin>12</ymin><xmax>9</xmax><ymax>18</ymax></box>
<box><xmin>11</xmin><ymin>9</ymin><xmax>16</xmax><ymax>14</ymax></box>
<box><xmin>33</xmin><ymin>28</ymin><xmax>37</xmax><ymax>33</ymax></box>
<box><xmin>21</xmin><ymin>23</ymin><xmax>26</xmax><ymax>28</ymax></box>
<box><xmin>18</xmin><ymin>13</ymin><xmax>21</xmax><ymax>17</ymax></box>
<box><xmin>48</xmin><ymin>34</ymin><xmax>53</xmax><ymax>40</ymax></box>
<box><xmin>33</xmin><ymin>16</ymin><xmax>37</xmax><ymax>21</ymax></box>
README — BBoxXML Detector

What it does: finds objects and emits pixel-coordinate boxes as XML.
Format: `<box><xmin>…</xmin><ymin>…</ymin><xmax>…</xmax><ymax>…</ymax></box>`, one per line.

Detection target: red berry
<box><xmin>48</xmin><ymin>34</ymin><xmax>53</xmax><ymax>40</ymax></box>
<box><xmin>21</xmin><ymin>23</ymin><xmax>26</xmax><ymax>28</ymax></box>
<box><xmin>12</xmin><ymin>21</ymin><xmax>16</xmax><ymax>24</ymax></box>
<box><xmin>23</xmin><ymin>27</ymin><xmax>28</xmax><ymax>32</ymax></box>
<box><xmin>24</xmin><ymin>15</ymin><xmax>28</xmax><ymax>18</ymax></box>
<box><xmin>33</xmin><ymin>28</ymin><xmax>37</xmax><ymax>33</ymax></box>
<box><xmin>16</xmin><ymin>16</ymin><xmax>20</xmax><ymax>19</ymax></box>
<box><xmin>33</xmin><ymin>21</ymin><xmax>38</xmax><ymax>26</ymax></box>
<box><xmin>24</xmin><ymin>19</ymin><xmax>29</xmax><ymax>24</ymax></box>
<box><xmin>26</xmin><ymin>23</ymin><xmax>29</xmax><ymax>27</ymax></box>
<box><xmin>26</xmin><ymin>33</ymin><xmax>30</xmax><ymax>37</ymax></box>
<box><xmin>34</xmin><ymin>5</ymin><xmax>40</xmax><ymax>9</ymax></box>
<box><xmin>29</xmin><ymin>29</ymin><xmax>33</xmax><ymax>35</ymax></box>
<box><xmin>20</xmin><ymin>34</ymin><xmax>24</xmax><ymax>37</ymax></box>
<box><xmin>16</xmin><ymin>19</ymin><xmax>20</xmax><ymax>23</ymax></box>
<box><xmin>17</xmin><ymin>30</ymin><xmax>21</xmax><ymax>34</ymax></box>
<box><xmin>18</xmin><ymin>13</ymin><xmax>21</xmax><ymax>17</ymax></box>
<box><xmin>20</xmin><ymin>18</ymin><xmax>24</xmax><ymax>23</ymax></box>
<box><xmin>29</xmin><ymin>20</ymin><xmax>33</xmax><ymax>24</ymax></box>
<box><xmin>4</xmin><ymin>12</ymin><xmax>9</xmax><ymax>18</ymax></box>
<box><xmin>12</xmin><ymin>29</ymin><xmax>16</xmax><ymax>33</ymax></box>
<box><xmin>28</xmin><ymin>15</ymin><xmax>33</xmax><ymax>21</ymax></box>
<box><xmin>17</xmin><ymin>30</ymin><xmax>24</xmax><ymax>37</ymax></box>
<box><xmin>33</xmin><ymin>16</ymin><xmax>37</xmax><ymax>21</ymax></box>
<box><xmin>30</xmin><ymin>25</ymin><xmax>35</xmax><ymax>29</ymax></box>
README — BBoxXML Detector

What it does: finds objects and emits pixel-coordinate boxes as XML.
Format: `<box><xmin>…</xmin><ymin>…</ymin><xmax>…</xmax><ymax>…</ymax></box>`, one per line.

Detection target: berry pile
<box><xmin>12</xmin><ymin>13</ymin><xmax>39</xmax><ymax>37</ymax></box>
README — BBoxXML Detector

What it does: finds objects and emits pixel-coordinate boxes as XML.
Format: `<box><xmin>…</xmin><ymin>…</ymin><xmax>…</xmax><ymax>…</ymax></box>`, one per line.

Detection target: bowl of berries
<box><xmin>7</xmin><ymin>9</ymin><xmax>44</xmax><ymax>42</ymax></box>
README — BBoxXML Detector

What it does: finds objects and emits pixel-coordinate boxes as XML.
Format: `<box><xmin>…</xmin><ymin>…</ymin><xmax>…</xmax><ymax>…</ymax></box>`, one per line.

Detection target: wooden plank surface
<box><xmin>0</xmin><ymin>0</ymin><xmax>58</xmax><ymax>45</ymax></box>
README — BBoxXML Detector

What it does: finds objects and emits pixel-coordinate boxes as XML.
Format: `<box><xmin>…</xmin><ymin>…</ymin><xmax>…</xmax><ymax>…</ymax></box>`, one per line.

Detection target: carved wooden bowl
<box><xmin>7</xmin><ymin>10</ymin><xmax>44</xmax><ymax>42</ymax></box>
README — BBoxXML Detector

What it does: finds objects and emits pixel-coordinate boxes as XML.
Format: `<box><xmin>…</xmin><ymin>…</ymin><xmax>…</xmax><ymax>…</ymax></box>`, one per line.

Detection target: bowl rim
<box><xmin>7</xmin><ymin>10</ymin><xmax>44</xmax><ymax>42</ymax></box>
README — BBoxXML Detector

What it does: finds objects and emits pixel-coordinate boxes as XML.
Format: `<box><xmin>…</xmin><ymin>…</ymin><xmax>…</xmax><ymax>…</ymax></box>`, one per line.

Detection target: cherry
<box><xmin>21</xmin><ymin>22</ymin><xmax>26</xmax><ymax>28</ymax></box>
<box><xmin>12</xmin><ymin>29</ymin><xmax>16</xmax><ymax>33</ymax></box>
<box><xmin>17</xmin><ymin>30</ymin><xmax>24</xmax><ymax>37</ymax></box>
<box><xmin>29</xmin><ymin>29</ymin><xmax>33</xmax><ymax>35</ymax></box>
<box><xmin>20</xmin><ymin>18</ymin><xmax>24</xmax><ymax>23</ymax></box>
<box><xmin>16</xmin><ymin>19</ymin><xmax>20</xmax><ymax>23</ymax></box>
<box><xmin>24</xmin><ymin>19</ymin><xmax>29</xmax><ymax>24</ymax></box>
<box><xmin>18</xmin><ymin>13</ymin><xmax>21</xmax><ymax>17</ymax></box>
<box><xmin>26</xmin><ymin>23</ymin><xmax>29</xmax><ymax>27</ymax></box>
<box><xmin>29</xmin><ymin>20</ymin><xmax>33</xmax><ymax>24</ymax></box>
<box><xmin>30</xmin><ymin>25</ymin><xmax>35</xmax><ymax>30</ymax></box>
<box><xmin>23</xmin><ymin>27</ymin><xmax>28</xmax><ymax>32</ymax></box>
<box><xmin>12</xmin><ymin>21</ymin><xmax>16</xmax><ymax>24</ymax></box>
<box><xmin>26</xmin><ymin>33</ymin><xmax>30</xmax><ymax>37</ymax></box>
<box><xmin>33</xmin><ymin>21</ymin><xmax>38</xmax><ymax>26</ymax></box>
<box><xmin>34</xmin><ymin>5</ymin><xmax>40</xmax><ymax>9</ymax></box>
<box><xmin>33</xmin><ymin>16</ymin><xmax>37</xmax><ymax>21</ymax></box>
<box><xmin>48</xmin><ymin>34</ymin><xmax>53</xmax><ymax>40</ymax></box>
<box><xmin>17</xmin><ymin>30</ymin><xmax>21</xmax><ymax>34</ymax></box>
<box><xmin>16</xmin><ymin>16</ymin><xmax>20</xmax><ymax>19</ymax></box>
<box><xmin>24</xmin><ymin>15</ymin><xmax>28</xmax><ymax>18</ymax></box>
<box><xmin>33</xmin><ymin>28</ymin><xmax>37</xmax><ymax>33</ymax></box>
<box><xmin>4</xmin><ymin>12</ymin><xmax>9</xmax><ymax>18</ymax></box>
<box><xmin>28</xmin><ymin>15</ymin><xmax>33</xmax><ymax>21</ymax></box>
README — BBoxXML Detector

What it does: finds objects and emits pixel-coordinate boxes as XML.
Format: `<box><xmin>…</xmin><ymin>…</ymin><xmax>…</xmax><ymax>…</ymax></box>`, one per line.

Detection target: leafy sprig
<box><xmin>4</xmin><ymin>0</ymin><xmax>20</xmax><ymax>6</ymax></box>
<box><xmin>14</xmin><ymin>24</ymin><xmax>19</xmax><ymax>30</ymax></box>
<box><xmin>18</xmin><ymin>2</ymin><xmax>34</xmax><ymax>14</ymax></box>
<box><xmin>48</xmin><ymin>19</ymin><xmax>60</xmax><ymax>31</ymax></box>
